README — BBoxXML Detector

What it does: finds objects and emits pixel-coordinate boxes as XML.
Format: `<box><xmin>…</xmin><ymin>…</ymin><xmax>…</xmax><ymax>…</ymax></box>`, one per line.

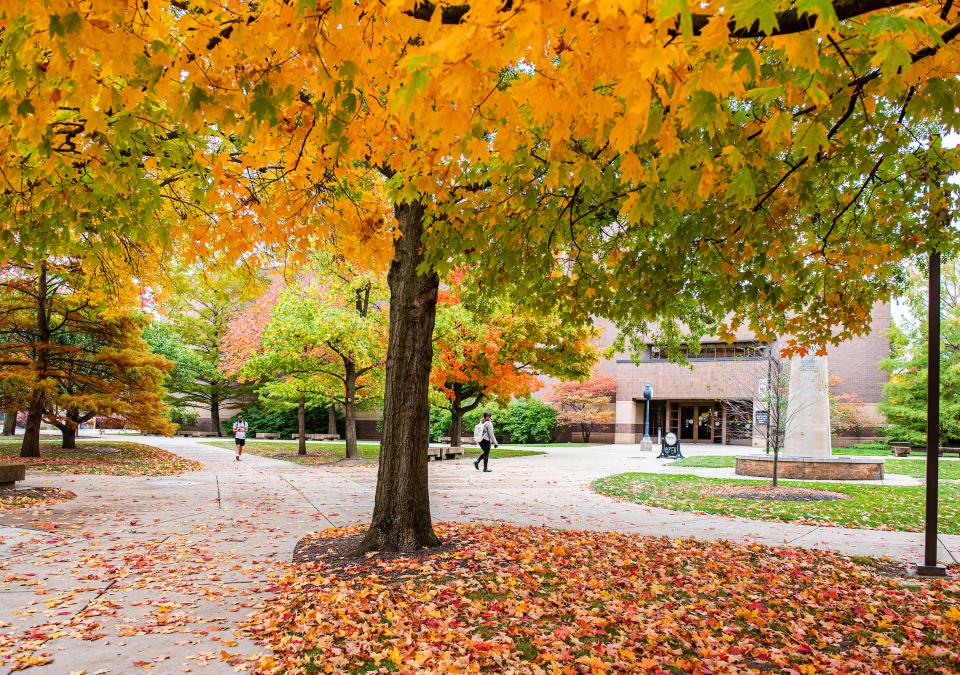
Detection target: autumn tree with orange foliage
<box><xmin>0</xmin><ymin>260</ymin><xmax>173</xmax><ymax>455</ymax></box>
<box><xmin>432</xmin><ymin>276</ymin><xmax>597</xmax><ymax>447</ymax></box>
<box><xmin>4</xmin><ymin>1</ymin><xmax>960</xmax><ymax>549</ymax></box>
<box><xmin>547</xmin><ymin>375</ymin><xmax>617</xmax><ymax>443</ymax></box>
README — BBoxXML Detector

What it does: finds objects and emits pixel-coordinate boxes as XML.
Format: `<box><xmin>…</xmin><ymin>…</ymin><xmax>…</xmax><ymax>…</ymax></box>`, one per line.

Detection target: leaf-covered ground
<box><xmin>247</xmin><ymin>523</ymin><xmax>960</xmax><ymax>674</ymax></box>
<box><xmin>594</xmin><ymin>473</ymin><xmax>960</xmax><ymax>533</ymax></box>
<box><xmin>0</xmin><ymin>486</ymin><xmax>76</xmax><ymax>511</ymax></box>
<box><xmin>671</xmin><ymin>454</ymin><xmax>960</xmax><ymax>479</ymax></box>
<box><xmin>201</xmin><ymin>440</ymin><xmax>544</xmax><ymax>464</ymax></box>
<box><xmin>0</xmin><ymin>441</ymin><xmax>203</xmax><ymax>476</ymax></box>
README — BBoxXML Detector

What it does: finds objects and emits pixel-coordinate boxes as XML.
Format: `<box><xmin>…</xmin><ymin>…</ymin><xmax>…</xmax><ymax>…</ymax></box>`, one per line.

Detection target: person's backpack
<box><xmin>473</xmin><ymin>422</ymin><xmax>485</xmax><ymax>444</ymax></box>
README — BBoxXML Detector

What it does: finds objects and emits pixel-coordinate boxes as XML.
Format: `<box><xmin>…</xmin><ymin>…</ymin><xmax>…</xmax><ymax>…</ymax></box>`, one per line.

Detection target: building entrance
<box><xmin>675</xmin><ymin>404</ymin><xmax>715</xmax><ymax>442</ymax></box>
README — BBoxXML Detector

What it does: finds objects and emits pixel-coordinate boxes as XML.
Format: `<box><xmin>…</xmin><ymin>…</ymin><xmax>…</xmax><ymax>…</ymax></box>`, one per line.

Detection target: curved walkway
<box><xmin>1</xmin><ymin>436</ymin><xmax>956</xmax><ymax>673</ymax></box>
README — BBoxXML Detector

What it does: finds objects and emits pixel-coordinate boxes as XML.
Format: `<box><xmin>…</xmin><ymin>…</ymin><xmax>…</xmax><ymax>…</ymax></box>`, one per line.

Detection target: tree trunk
<box><xmin>20</xmin><ymin>393</ymin><xmax>44</xmax><ymax>458</ymax></box>
<box><xmin>354</xmin><ymin>201</ymin><xmax>440</xmax><ymax>553</ymax></box>
<box><xmin>297</xmin><ymin>395</ymin><xmax>307</xmax><ymax>456</ymax></box>
<box><xmin>210</xmin><ymin>395</ymin><xmax>221</xmax><ymax>436</ymax></box>
<box><xmin>2</xmin><ymin>411</ymin><xmax>16</xmax><ymax>436</ymax></box>
<box><xmin>21</xmin><ymin>263</ymin><xmax>49</xmax><ymax>459</ymax></box>
<box><xmin>344</xmin><ymin>360</ymin><xmax>359</xmax><ymax>460</ymax></box>
<box><xmin>450</xmin><ymin>404</ymin><xmax>463</xmax><ymax>448</ymax></box>
<box><xmin>328</xmin><ymin>405</ymin><xmax>338</xmax><ymax>436</ymax></box>
<box><xmin>772</xmin><ymin>448</ymin><xmax>780</xmax><ymax>487</ymax></box>
<box><xmin>61</xmin><ymin>424</ymin><xmax>77</xmax><ymax>450</ymax></box>
<box><xmin>582</xmin><ymin>423</ymin><xmax>591</xmax><ymax>443</ymax></box>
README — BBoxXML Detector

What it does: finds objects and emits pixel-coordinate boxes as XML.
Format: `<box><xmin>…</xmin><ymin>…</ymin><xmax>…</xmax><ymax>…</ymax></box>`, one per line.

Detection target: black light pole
<box><xmin>917</xmin><ymin>249</ymin><xmax>947</xmax><ymax>577</ymax></box>
<box><xmin>765</xmin><ymin>351</ymin><xmax>772</xmax><ymax>454</ymax></box>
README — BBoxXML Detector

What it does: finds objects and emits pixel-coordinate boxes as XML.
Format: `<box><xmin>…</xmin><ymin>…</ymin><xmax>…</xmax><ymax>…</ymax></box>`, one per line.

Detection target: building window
<box><xmin>648</xmin><ymin>342</ymin><xmax>769</xmax><ymax>360</ymax></box>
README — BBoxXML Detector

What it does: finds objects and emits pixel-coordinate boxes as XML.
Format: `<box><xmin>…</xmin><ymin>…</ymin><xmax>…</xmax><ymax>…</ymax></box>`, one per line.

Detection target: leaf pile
<box><xmin>701</xmin><ymin>484</ymin><xmax>849</xmax><ymax>502</ymax></box>
<box><xmin>0</xmin><ymin>486</ymin><xmax>75</xmax><ymax>511</ymax></box>
<box><xmin>0</xmin><ymin>442</ymin><xmax>203</xmax><ymax>476</ymax></box>
<box><xmin>246</xmin><ymin>523</ymin><xmax>960</xmax><ymax>674</ymax></box>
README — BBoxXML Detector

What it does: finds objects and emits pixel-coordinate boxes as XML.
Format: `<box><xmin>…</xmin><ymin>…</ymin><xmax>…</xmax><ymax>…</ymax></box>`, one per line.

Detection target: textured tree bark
<box><xmin>297</xmin><ymin>395</ymin><xmax>307</xmax><ymax>456</ymax></box>
<box><xmin>210</xmin><ymin>395</ymin><xmax>221</xmax><ymax>436</ymax></box>
<box><xmin>450</xmin><ymin>406</ymin><xmax>463</xmax><ymax>448</ymax></box>
<box><xmin>328</xmin><ymin>405</ymin><xmax>338</xmax><ymax>436</ymax></box>
<box><xmin>2</xmin><ymin>411</ymin><xmax>16</xmax><ymax>436</ymax></box>
<box><xmin>354</xmin><ymin>201</ymin><xmax>440</xmax><ymax>553</ymax></box>
<box><xmin>20</xmin><ymin>395</ymin><xmax>44</xmax><ymax>458</ymax></box>
<box><xmin>21</xmin><ymin>263</ymin><xmax>48</xmax><ymax>459</ymax></box>
<box><xmin>344</xmin><ymin>361</ymin><xmax>359</xmax><ymax>460</ymax></box>
<box><xmin>61</xmin><ymin>425</ymin><xmax>77</xmax><ymax>450</ymax></box>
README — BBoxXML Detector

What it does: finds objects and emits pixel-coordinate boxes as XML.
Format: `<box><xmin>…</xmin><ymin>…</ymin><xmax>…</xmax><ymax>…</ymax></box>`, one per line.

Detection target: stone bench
<box><xmin>427</xmin><ymin>445</ymin><xmax>465</xmax><ymax>461</ymax></box>
<box><xmin>0</xmin><ymin>463</ymin><xmax>26</xmax><ymax>488</ymax></box>
<box><xmin>289</xmin><ymin>433</ymin><xmax>342</xmax><ymax>441</ymax></box>
<box><xmin>176</xmin><ymin>431</ymin><xmax>217</xmax><ymax>437</ymax></box>
<box><xmin>255</xmin><ymin>433</ymin><xmax>280</xmax><ymax>439</ymax></box>
<box><xmin>438</xmin><ymin>436</ymin><xmax>479</xmax><ymax>446</ymax></box>
<box><xmin>890</xmin><ymin>444</ymin><xmax>960</xmax><ymax>458</ymax></box>
<box><xmin>890</xmin><ymin>442</ymin><xmax>913</xmax><ymax>457</ymax></box>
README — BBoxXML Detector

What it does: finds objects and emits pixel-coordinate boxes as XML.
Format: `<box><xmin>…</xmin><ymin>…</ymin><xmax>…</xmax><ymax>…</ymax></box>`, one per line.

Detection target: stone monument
<box><xmin>782</xmin><ymin>355</ymin><xmax>832</xmax><ymax>456</ymax></box>
<box><xmin>735</xmin><ymin>353</ymin><xmax>885</xmax><ymax>480</ymax></box>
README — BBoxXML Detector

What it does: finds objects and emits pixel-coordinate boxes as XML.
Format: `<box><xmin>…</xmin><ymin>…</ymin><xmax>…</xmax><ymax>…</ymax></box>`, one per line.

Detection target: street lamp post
<box><xmin>640</xmin><ymin>384</ymin><xmax>653</xmax><ymax>453</ymax></box>
<box><xmin>917</xmin><ymin>249</ymin><xmax>947</xmax><ymax>577</ymax></box>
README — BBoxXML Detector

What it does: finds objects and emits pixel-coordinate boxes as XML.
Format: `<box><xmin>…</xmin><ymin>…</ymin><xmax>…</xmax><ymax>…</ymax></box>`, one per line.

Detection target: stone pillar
<box><xmin>783</xmin><ymin>355</ymin><xmax>832</xmax><ymax>457</ymax></box>
<box><xmin>615</xmin><ymin>399</ymin><xmax>638</xmax><ymax>444</ymax></box>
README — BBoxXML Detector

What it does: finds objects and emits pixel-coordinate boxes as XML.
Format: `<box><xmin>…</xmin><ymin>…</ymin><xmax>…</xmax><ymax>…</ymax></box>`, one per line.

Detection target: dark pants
<box><xmin>476</xmin><ymin>439</ymin><xmax>491</xmax><ymax>469</ymax></box>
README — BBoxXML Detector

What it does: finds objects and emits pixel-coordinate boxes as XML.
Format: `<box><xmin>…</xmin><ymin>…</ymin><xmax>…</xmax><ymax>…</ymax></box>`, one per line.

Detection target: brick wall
<box><xmin>826</xmin><ymin>302</ymin><xmax>890</xmax><ymax>405</ymax></box>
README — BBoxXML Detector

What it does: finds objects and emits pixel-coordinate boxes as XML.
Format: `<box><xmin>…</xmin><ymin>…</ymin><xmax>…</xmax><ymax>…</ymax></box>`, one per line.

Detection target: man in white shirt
<box><xmin>232</xmin><ymin>416</ymin><xmax>248</xmax><ymax>461</ymax></box>
<box><xmin>473</xmin><ymin>411</ymin><xmax>498</xmax><ymax>473</ymax></box>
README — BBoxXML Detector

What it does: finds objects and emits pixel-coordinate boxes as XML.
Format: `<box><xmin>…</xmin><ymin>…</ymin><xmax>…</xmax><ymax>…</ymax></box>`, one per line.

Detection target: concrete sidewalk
<box><xmin>1</xmin><ymin>436</ymin><xmax>956</xmax><ymax>673</ymax></box>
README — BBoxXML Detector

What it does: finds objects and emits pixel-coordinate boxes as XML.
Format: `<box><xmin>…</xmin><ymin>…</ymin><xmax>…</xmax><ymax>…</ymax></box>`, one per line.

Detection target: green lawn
<box><xmin>499</xmin><ymin>442</ymin><xmax>593</xmax><ymax>447</ymax></box>
<box><xmin>202</xmin><ymin>440</ymin><xmax>543</xmax><ymax>464</ymax></box>
<box><xmin>593</xmin><ymin>472</ymin><xmax>960</xmax><ymax>533</ymax></box>
<box><xmin>202</xmin><ymin>440</ymin><xmax>380</xmax><ymax>465</ymax></box>
<box><xmin>670</xmin><ymin>454</ymin><xmax>960</xmax><ymax>479</ymax></box>
<box><xmin>832</xmin><ymin>442</ymin><xmax>890</xmax><ymax>455</ymax></box>
<box><xmin>463</xmin><ymin>447</ymin><xmax>545</xmax><ymax>459</ymax></box>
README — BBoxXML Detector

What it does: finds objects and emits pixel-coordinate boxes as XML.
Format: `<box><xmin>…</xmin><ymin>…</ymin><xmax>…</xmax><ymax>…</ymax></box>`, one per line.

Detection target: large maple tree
<box><xmin>3</xmin><ymin>0</ymin><xmax>959</xmax><ymax>549</ymax></box>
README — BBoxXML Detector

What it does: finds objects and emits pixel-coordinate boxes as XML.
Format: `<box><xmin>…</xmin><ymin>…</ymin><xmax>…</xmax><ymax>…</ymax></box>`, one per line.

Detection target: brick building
<box><xmin>588</xmin><ymin>303</ymin><xmax>891</xmax><ymax>446</ymax></box>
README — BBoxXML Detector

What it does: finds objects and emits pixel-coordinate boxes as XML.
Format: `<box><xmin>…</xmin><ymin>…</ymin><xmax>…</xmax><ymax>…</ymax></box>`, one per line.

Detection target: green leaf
<box><xmin>16</xmin><ymin>98</ymin><xmax>34</xmax><ymax>116</ymax></box>
<box><xmin>871</xmin><ymin>40</ymin><xmax>912</xmax><ymax>76</ymax></box>
<box><xmin>796</xmin><ymin>0</ymin><xmax>839</xmax><ymax>31</ymax></box>
<box><xmin>728</xmin><ymin>0</ymin><xmax>778</xmax><ymax>35</ymax></box>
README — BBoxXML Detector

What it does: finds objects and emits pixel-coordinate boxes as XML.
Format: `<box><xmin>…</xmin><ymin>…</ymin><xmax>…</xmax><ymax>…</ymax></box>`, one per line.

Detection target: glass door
<box><xmin>680</xmin><ymin>406</ymin><xmax>695</xmax><ymax>440</ymax></box>
<box><xmin>696</xmin><ymin>407</ymin><xmax>713</xmax><ymax>442</ymax></box>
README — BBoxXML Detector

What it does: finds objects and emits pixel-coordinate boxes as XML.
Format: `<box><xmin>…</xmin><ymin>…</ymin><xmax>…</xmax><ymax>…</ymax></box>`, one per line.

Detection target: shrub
<box><xmin>499</xmin><ymin>397</ymin><xmax>557</xmax><ymax>444</ymax></box>
<box><xmin>224</xmin><ymin>400</ymin><xmax>339</xmax><ymax>437</ymax></box>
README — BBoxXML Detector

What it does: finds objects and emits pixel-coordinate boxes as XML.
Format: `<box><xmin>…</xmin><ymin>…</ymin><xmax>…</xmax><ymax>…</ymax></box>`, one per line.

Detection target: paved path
<box><xmin>1</xmin><ymin>436</ymin><xmax>957</xmax><ymax>673</ymax></box>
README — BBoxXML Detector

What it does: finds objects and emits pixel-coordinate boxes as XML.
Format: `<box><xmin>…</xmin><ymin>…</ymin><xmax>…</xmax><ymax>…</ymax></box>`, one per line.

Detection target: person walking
<box><xmin>232</xmin><ymin>416</ymin><xmax>248</xmax><ymax>461</ymax></box>
<box><xmin>473</xmin><ymin>411</ymin><xmax>498</xmax><ymax>472</ymax></box>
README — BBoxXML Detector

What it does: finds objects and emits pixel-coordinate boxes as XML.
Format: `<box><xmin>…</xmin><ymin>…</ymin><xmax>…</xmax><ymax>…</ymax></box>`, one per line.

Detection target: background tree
<box><xmin>43</xmin><ymin>315</ymin><xmax>174</xmax><ymax>448</ymax></box>
<box><xmin>148</xmin><ymin>263</ymin><xmax>263</xmax><ymax>435</ymax></box>
<box><xmin>547</xmin><ymin>375</ymin><xmax>616</xmax><ymax>443</ymax></box>
<box><xmin>432</xmin><ymin>276</ymin><xmax>597</xmax><ymax>446</ymax></box>
<box><xmin>829</xmin><ymin>376</ymin><xmax>868</xmax><ymax>438</ymax></box>
<box><xmin>0</xmin><ymin>259</ymin><xmax>172</xmax><ymax>455</ymax></box>
<box><xmin>222</xmin><ymin>256</ymin><xmax>389</xmax><ymax>459</ymax></box>
<box><xmin>881</xmin><ymin>259</ymin><xmax>960</xmax><ymax>445</ymax></box>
